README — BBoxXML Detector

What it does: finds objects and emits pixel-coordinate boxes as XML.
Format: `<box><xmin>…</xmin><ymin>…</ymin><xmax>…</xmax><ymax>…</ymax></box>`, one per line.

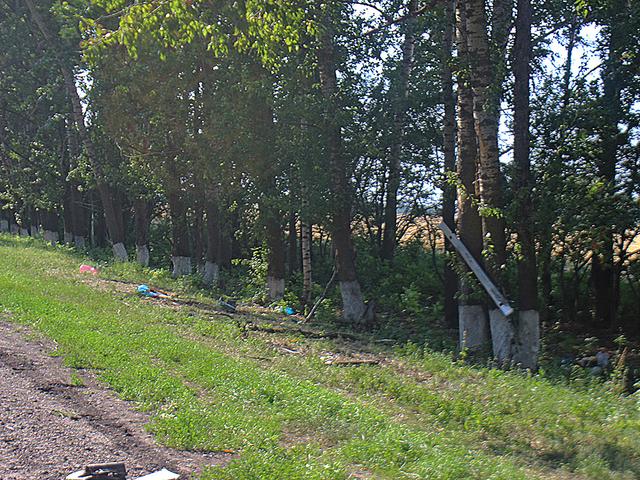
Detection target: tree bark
<box><xmin>317</xmin><ymin>7</ymin><xmax>371</xmax><ymax>324</ymax></box>
<box><xmin>455</xmin><ymin>0</ymin><xmax>489</xmax><ymax>352</ymax></box>
<box><xmin>591</xmin><ymin>4</ymin><xmax>625</xmax><ymax>329</ymax></box>
<box><xmin>381</xmin><ymin>0</ymin><xmax>418</xmax><ymax>261</ymax></box>
<box><xmin>203</xmin><ymin>192</ymin><xmax>221</xmax><ymax>287</ymax></box>
<box><xmin>22</xmin><ymin>0</ymin><xmax>127</xmax><ymax>261</ymax></box>
<box><xmin>133</xmin><ymin>198</ymin><xmax>152</xmax><ymax>266</ymax></box>
<box><xmin>287</xmin><ymin>210</ymin><xmax>298</xmax><ymax>278</ymax></box>
<box><xmin>465</xmin><ymin>0</ymin><xmax>507</xmax><ymax>274</ymax></box>
<box><xmin>441</xmin><ymin>0</ymin><xmax>458</xmax><ymax>329</ymax></box>
<box><xmin>165</xmin><ymin>164</ymin><xmax>191</xmax><ymax>277</ymax></box>
<box><xmin>513</xmin><ymin>0</ymin><xmax>539</xmax><ymax>370</ymax></box>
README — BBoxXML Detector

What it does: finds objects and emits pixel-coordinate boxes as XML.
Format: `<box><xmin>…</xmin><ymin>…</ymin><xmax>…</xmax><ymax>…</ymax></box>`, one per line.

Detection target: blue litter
<box><xmin>137</xmin><ymin>284</ymin><xmax>159</xmax><ymax>298</ymax></box>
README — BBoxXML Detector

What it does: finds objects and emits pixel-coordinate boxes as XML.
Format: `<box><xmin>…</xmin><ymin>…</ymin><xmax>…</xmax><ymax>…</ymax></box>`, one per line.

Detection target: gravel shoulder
<box><xmin>0</xmin><ymin>321</ymin><xmax>230</xmax><ymax>480</ymax></box>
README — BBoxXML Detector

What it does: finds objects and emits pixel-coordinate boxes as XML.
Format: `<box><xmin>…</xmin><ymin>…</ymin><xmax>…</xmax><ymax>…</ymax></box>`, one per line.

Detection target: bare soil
<box><xmin>0</xmin><ymin>321</ymin><xmax>230</xmax><ymax>480</ymax></box>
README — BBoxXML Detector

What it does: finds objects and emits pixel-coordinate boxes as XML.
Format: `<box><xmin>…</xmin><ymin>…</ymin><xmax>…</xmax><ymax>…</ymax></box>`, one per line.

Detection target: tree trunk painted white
<box><xmin>19</xmin><ymin>228</ymin><xmax>29</xmax><ymax>237</ymax></box>
<box><xmin>10</xmin><ymin>224</ymin><xmax>19</xmax><ymax>235</ymax></box>
<box><xmin>339</xmin><ymin>280</ymin><xmax>368</xmax><ymax>322</ymax></box>
<box><xmin>112</xmin><ymin>242</ymin><xmax>128</xmax><ymax>262</ymax></box>
<box><xmin>202</xmin><ymin>261</ymin><xmax>219</xmax><ymax>287</ymax></box>
<box><xmin>171</xmin><ymin>256</ymin><xmax>192</xmax><ymax>277</ymax></box>
<box><xmin>64</xmin><ymin>231</ymin><xmax>73</xmax><ymax>245</ymax></box>
<box><xmin>459</xmin><ymin>305</ymin><xmax>490</xmax><ymax>352</ymax></box>
<box><xmin>31</xmin><ymin>225</ymin><xmax>40</xmax><ymax>237</ymax></box>
<box><xmin>43</xmin><ymin>230</ymin><xmax>59</xmax><ymax>245</ymax></box>
<box><xmin>0</xmin><ymin>220</ymin><xmax>8</xmax><ymax>232</ymax></box>
<box><xmin>512</xmin><ymin>309</ymin><xmax>540</xmax><ymax>370</ymax></box>
<box><xmin>136</xmin><ymin>244</ymin><xmax>150</xmax><ymax>267</ymax></box>
<box><xmin>489</xmin><ymin>308</ymin><xmax>515</xmax><ymax>365</ymax></box>
<box><xmin>267</xmin><ymin>275</ymin><xmax>285</xmax><ymax>300</ymax></box>
<box><xmin>74</xmin><ymin>235</ymin><xmax>86</xmax><ymax>249</ymax></box>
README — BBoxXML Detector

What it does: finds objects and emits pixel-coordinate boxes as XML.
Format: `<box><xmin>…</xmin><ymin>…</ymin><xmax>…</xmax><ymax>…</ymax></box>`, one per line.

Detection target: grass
<box><xmin>0</xmin><ymin>234</ymin><xmax>639</xmax><ymax>479</ymax></box>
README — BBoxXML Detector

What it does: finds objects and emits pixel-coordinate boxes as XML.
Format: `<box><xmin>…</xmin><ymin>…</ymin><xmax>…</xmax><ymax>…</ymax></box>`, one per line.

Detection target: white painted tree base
<box><xmin>340</xmin><ymin>280</ymin><xmax>368</xmax><ymax>323</ymax></box>
<box><xmin>30</xmin><ymin>225</ymin><xmax>40</xmax><ymax>237</ymax></box>
<box><xmin>136</xmin><ymin>245</ymin><xmax>150</xmax><ymax>267</ymax></box>
<box><xmin>112</xmin><ymin>242</ymin><xmax>128</xmax><ymax>262</ymax></box>
<box><xmin>489</xmin><ymin>308</ymin><xmax>515</xmax><ymax>365</ymax></box>
<box><xmin>512</xmin><ymin>310</ymin><xmax>540</xmax><ymax>370</ymax></box>
<box><xmin>74</xmin><ymin>235</ymin><xmax>86</xmax><ymax>249</ymax></box>
<box><xmin>202</xmin><ymin>261</ymin><xmax>220</xmax><ymax>287</ymax></box>
<box><xmin>489</xmin><ymin>309</ymin><xmax>540</xmax><ymax>370</ymax></box>
<box><xmin>10</xmin><ymin>224</ymin><xmax>19</xmax><ymax>235</ymax></box>
<box><xmin>458</xmin><ymin>304</ymin><xmax>490</xmax><ymax>352</ymax></box>
<box><xmin>43</xmin><ymin>230</ymin><xmax>59</xmax><ymax>245</ymax></box>
<box><xmin>0</xmin><ymin>220</ymin><xmax>8</xmax><ymax>232</ymax></box>
<box><xmin>267</xmin><ymin>276</ymin><xmax>285</xmax><ymax>300</ymax></box>
<box><xmin>19</xmin><ymin>228</ymin><xmax>29</xmax><ymax>237</ymax></box>
<box><xmin>64</xmin><ymin>231</ymin><xmax>73</xmax><ymax>245</ymax></box>
<box><xmin>172</xmin><ymin>256</ymin><xmax>192</xmax><ymax>277</ymax></box>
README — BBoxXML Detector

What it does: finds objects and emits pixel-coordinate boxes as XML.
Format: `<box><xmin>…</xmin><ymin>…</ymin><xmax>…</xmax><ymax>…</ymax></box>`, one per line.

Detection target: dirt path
<box><xmin>0</xmin><ymin>321</ymin><xmax>229</xmax><ymax>480</ymax></box>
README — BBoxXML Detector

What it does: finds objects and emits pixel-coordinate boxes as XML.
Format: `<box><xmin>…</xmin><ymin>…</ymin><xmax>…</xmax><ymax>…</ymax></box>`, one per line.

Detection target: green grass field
<box><xmin>0</xmin><ymin>235</ymin><xmax>638</xmax><ymax>479</ymax></box>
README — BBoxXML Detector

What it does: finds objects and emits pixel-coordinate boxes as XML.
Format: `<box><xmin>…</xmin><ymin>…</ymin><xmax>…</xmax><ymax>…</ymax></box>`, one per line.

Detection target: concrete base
<box><xmin>489</xmin><ymin>308</ymin><xmax>515</xmax><ymax>366</ymax></box>
<box><xmin>136</xmin><ymin>244</ymin><xmax>150</xmax><ymax>267</ymax></box>
<box><xmin>459</xmin><ymin>304</ymin><xmax>490</xmax><ymax>353</ymax></box>
<box><xmin>513</xmin><ymin>310</ymin><xmax>540</xmax><ymax>370</ymax></box>
<box><xmin>339</xmin><ymin>280</ymin><xmax>367</xmax><ymax>322</ymax></box>
<box><xmin>112</xmin><ymin>242</ymin><xmax>128</xmax><ymax>262</ymax></box>
<box><xmin>267</xmin><ymin>275</ymin><xmax>285</xmax><ymax>300</ymax></box>
<box><xmin>0</xmin><ymin>220</ymin><xmax>8</xmax><ymax>232</ymax></box>
<box><xmin>19</xmin><ymin>228</ymin><xmax>29</xmax><ymax>237</ymax></box>
<box><xmin>202</xmin><ymin>261</ymin><xmax>220</xmax><ymax>287</ymax></box>
<box><xmin>74</xmin><ymin>235</ymin><xmax>86</xmax><ymax>249</ymax></box>
<box><xmin>30</xmin><ymin>225</ymin><xmax>40</xmax><ymax>237</ymax></box>
<box><xmin>43</xmin><ymin>230</ymin><xmax>59</xmax><ymax>246</ymax></box>
<box><xmin>172</xmin><ymin>256</ymin><xmax>192</xmax><ymax>277</ymax></box>
<box><xmin>10</xmin><ymin>224</ymin><xmax>19</xmax><ymax>235</ymax></box>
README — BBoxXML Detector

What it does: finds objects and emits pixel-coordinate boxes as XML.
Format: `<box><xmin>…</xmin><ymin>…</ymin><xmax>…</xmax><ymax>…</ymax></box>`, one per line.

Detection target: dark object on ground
<box><xmin>218</xmin><ymin>298</ymin><xmax>237</xmax><ymax>313</ymax></box>
<box><xmin>66</xmin><ymin>463</ymin><xmax>127</xmax><ymax>480</ymax></box>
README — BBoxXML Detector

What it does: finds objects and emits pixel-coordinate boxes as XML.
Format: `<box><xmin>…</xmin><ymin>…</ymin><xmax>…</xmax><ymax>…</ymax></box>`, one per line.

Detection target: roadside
<box><xmin>0</xmin><ymin>321</ymin><xmax>228</xmax><ymax>480</ymax></box>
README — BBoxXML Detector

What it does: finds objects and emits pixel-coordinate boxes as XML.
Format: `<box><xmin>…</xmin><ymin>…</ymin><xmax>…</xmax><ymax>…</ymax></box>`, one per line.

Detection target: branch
<box><xmin>364</xmin><ymin>0</ymin><xmax>440</xmax><ymax>36</ymax></box>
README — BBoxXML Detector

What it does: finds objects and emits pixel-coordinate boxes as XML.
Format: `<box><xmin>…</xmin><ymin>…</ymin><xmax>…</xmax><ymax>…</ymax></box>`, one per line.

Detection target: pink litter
<box><xmin>79</xmin><ymin>264</ymin><xmax>99</xmax><ymax>275</ymax></box>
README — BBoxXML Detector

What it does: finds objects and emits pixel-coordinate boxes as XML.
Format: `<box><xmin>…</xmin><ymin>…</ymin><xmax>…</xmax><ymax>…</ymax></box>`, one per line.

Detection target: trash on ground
<box><xmin>137</xmin><ymin>284</ymin><xmax>171</xmax><ymax>299</ymax></box>
<box><xmin>135</xmin><ymin>468</ymin><xmax>180</xmax><ymax>480</ymax></box>
<box><xmin>218</xmin><ymin>297</ymin><xmax>237</xmax><ymax>313</ymax></box>
<box><xmin>79</xmin><ymin>264</ymin><xmax>99</xmax><ymax>275</ymax></box>
<box><xmin>282</xmin><ymin>306</ymin><xmax>296</xmax><ymax>315</ymax></box>
<box><xmin>66</xmin><ymin>462</ymin><xmax>126</xmax><ymax>480</ymax></box>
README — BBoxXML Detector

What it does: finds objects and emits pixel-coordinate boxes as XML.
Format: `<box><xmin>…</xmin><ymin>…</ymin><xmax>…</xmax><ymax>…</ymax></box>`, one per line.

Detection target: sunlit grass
<box><xmin>0</xmin><ymin>234</ymin><xmax>638</xmax><ymax>479</ymax></box>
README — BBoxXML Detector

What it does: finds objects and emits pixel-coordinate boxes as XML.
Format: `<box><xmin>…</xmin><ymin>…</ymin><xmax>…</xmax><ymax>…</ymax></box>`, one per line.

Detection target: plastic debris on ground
<box><xmin>218</xmin><ymin>297</ymin><xmax>237</xmax><ymax>313</ymax></box>
<box><xmin>79</xmin><ymin>264</ymin><xmax>99</xmax><ymax>275</ymax></box>
<box><xmin>282</xmin><ymin>306</ymin><xmax>296</xmax><ymax>315</ymax></box>
<box><xmin>66</xmin><ymin>463</ymin><xmax>180</xmax><ymax>480</ymax></box>
<box><xmin>137</xmin><ymin>284</ymin><xmax>171</xmax><ymax>299</ymax></box>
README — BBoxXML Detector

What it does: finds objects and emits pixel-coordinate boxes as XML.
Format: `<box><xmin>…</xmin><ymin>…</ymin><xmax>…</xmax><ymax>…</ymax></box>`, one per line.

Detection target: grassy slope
<box><xmin>0</xmin><ymin>235</ymin><xmax>638</xmax><ymax>480</ymax></box>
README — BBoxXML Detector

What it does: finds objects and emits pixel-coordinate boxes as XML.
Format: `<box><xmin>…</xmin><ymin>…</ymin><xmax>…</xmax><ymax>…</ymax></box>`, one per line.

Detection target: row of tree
<box><xmin>1</xmin><ymin>0</ymin><xmax>639</xmax><ymax>369</ymax></box>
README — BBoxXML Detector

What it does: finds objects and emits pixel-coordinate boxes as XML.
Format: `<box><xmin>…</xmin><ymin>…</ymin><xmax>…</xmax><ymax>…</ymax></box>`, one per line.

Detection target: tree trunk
<box><xmin>134</xmin><ymin>198</ymin><xmax>152</xmax><ymax>266</ymax></box>
<box><xmin>22</xmin><ymin>0</ymin><xmax>127</xmax><ymax>261</ymax></box>
<box><xmin>591</xmin><ymin>4</ymin><xmax>624</xmax><ymax>329</ymax></box>
<box><xmin>317</xmin><ymin>8</ymin><xmax>371</xmax><ymax>324</ymax></box>
<box><xmin>512</xmin><ymin>0</ymin><xmax>539</xmax><ymax>370</ymax></box>
<box><xmin>441</xmin><ymin>0</ymin><xmax>458</xmax><ymax>329</ymax></box>
<box><xmin>203</xmin><ymin>193</ymin><xmax>221</xmax><ymax>287</ymax></box>
<box><xmin>301</xmin><ymin>221</ymin><xmax>312</xmax><ymax>309</ymax></box>
<box><xmin>381</xmin><ymin>0</ymin><xmax>417</xmax><ymax>261</ymax></box>
<box><xmin>165</xmin><ymin>168</ymin><xmax>191</xmax><ymax>277</ymax></box>
<box><xmin>455</xmin><ymin>1</ymin><xmax>490</xmax><ymax>353</ymax></box>
<box><xmin>287</xmin><ymin>210</ymin><xmax>298</xmax><ymax>278</ymax></box>
<box><xmin>465</xmin><ymin>0</ymin><xmax>507</xmax><ymax>273</ymax></box>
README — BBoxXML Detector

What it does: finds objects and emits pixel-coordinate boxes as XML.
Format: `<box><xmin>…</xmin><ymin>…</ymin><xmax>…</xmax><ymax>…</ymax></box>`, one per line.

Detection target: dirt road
<box><xmin>0</xmin><ymin>321</ymin><xmax>228</xmax><ymax>480</ymax></box>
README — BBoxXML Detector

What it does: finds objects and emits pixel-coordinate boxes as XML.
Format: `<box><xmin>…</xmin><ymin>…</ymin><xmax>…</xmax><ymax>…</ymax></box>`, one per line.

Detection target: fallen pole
<box><xmin>439</xmin><ymin>222</ymin><xmax>514</xmax><ymax>317</ymax></box>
